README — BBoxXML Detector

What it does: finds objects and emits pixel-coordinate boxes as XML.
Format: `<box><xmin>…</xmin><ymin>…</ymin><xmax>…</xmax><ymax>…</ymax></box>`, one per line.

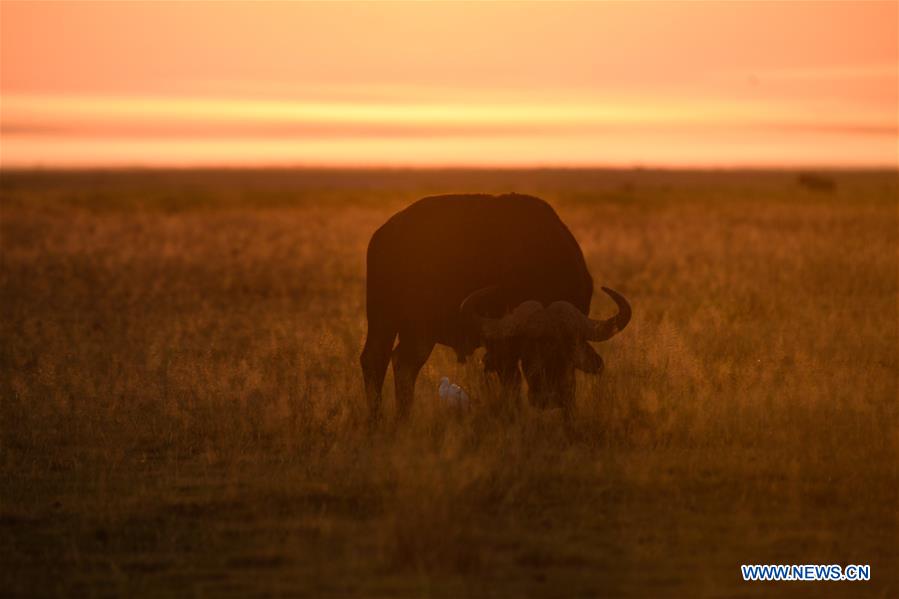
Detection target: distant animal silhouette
<box><xmin>360</xmin><ymin>193</ymin><xmax>631</xmax><ymax>422</ymax></box>
<box><xmin>797</xmin><ymin>172</ymin><xmax>836</xmax><ymax>192</ymax></box>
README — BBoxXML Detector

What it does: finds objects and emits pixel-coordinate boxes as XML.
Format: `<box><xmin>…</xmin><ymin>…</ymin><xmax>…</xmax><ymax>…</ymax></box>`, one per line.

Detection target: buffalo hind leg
<box><xmin>360</xmin><ymin>321</ymin><xmax>397</xmax><ymax>425</ymax></box>
<box><xmin>392</xmin><ymin>337</ymin><xmax>434</xmax><ymax>421</ymax></box>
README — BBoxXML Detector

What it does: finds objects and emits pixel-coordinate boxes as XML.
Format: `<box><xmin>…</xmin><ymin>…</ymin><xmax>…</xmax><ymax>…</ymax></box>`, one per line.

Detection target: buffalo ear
<box><xmin>574</xmin><ymin>342</ymin><xmax>604</xmax><ymax>374</ymax></box>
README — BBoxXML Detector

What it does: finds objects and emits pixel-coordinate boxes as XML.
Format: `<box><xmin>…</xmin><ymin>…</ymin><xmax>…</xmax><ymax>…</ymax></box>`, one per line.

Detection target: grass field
<box><xmin>1</xmin><ymin>169</ymin><xmax>897</xmax><ymax>597</ymax></box>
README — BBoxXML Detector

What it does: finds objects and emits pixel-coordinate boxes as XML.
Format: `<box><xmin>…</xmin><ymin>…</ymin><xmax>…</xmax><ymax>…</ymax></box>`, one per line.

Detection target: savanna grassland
<box><xmin>1</xmin><ymin>169</ymin><xmax>897</xmax><ymax>597</ymax></box>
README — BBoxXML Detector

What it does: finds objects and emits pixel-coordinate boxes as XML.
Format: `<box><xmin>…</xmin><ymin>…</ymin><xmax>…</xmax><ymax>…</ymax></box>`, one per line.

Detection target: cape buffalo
<box><xmin>360</xmin><ymin>193</ymin><xmax>631</xmax><ymax>421</ymax></box>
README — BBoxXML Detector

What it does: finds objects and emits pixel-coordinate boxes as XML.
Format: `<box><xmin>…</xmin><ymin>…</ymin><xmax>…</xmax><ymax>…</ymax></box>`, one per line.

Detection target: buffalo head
<box><xmin>461</xmin><ymin>287</ymin><xmax>631</xmax><ymax>409</ymax></box>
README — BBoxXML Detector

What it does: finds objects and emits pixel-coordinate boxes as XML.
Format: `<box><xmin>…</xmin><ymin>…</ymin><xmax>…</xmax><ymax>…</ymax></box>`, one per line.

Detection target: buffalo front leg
<box><xmin>391</xmin><ymin>337</ymin><xmax>434</xmax><ymax>421</ymax></box>
<box><xmin>360</xmin><ymin>324</ymin><xmax>397</xmax><ymax>425</ymax></box>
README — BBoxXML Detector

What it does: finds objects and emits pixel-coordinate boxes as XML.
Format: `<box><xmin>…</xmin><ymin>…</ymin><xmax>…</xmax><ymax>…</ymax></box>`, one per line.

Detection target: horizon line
<box><xmin>3</xmin><ymin>163</ymin><xmax>897</xmax><ymax>173</ymax></box>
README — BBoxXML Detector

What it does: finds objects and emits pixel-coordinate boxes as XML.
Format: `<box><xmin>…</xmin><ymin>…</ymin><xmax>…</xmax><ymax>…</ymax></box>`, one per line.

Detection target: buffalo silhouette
<box><xmin>361</xmin><ymin>193</ymin><xmax>630</xmax><ymax>422</ymax></box>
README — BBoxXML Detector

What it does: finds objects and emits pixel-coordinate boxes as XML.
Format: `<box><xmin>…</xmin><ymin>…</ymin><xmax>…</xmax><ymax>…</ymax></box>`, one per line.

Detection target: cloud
<box><xmin>3</xmin><ymin>93</ymin><xmax>895</xmax><ymax>138</ymax></box>
<box><xmin>2</xmin><ymin>93</ymin><xmax>896</xmax><ymax>168</ymax></box>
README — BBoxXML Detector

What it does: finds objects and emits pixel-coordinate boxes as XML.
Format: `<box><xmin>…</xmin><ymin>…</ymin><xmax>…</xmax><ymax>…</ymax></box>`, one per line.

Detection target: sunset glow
<box><xmin>1</xmin><ymin>2</ymin><xmax>897</xmax><ymax>168</ymax></box>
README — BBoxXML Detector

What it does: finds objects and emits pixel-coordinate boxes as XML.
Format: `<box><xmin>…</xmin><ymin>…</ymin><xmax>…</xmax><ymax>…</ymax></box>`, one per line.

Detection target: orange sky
<box><xmin>1</xmin><ymin>2</ymin><xmax>897</xmax><ymax>168</ymax></box>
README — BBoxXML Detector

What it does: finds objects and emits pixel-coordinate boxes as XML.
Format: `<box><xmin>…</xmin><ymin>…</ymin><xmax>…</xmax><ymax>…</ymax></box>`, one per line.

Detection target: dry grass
<box><xmin>1</xmin><ymin>169</ymin><xmax>897</xmax><ymax>597</ymax></box>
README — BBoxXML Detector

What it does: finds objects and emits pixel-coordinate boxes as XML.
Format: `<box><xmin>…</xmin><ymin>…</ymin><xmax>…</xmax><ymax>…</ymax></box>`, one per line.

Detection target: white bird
<box><xmin>438</xmin><ymin>376</ymin><xmax>470</xmax><ymax>410</ymax></box>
